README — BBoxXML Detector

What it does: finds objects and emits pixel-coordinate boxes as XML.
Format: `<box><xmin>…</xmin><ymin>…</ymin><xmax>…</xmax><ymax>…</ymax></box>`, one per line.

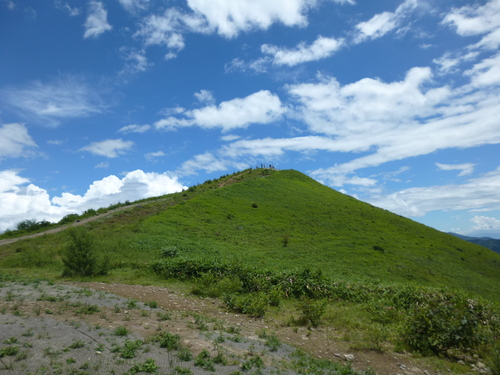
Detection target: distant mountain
<box><xmin>448</xmin><ymin>233</ymin><xmax>500</xmax><ymax>254</ymax></box>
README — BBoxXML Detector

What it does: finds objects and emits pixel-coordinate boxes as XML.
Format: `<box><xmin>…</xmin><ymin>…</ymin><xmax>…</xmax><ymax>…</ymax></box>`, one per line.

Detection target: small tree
<box><xmin>62</xmin><ymin>228</ymin><xmax>100</xmax><ymax>277</ymax></box>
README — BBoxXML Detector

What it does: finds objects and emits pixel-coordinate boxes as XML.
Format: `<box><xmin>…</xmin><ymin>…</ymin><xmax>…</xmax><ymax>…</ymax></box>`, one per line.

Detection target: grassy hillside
<box><xmin>1</xmin><ymin>168</ymin><xmax>500</xmax><ymax>301</ymax></box>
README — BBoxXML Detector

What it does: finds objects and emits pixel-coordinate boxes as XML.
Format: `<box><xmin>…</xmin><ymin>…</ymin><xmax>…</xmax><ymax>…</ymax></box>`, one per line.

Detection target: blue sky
<box><xmin>1</xmin><ymin>0</ymin><xmax>500</xmax><ymax>238</ymax></box>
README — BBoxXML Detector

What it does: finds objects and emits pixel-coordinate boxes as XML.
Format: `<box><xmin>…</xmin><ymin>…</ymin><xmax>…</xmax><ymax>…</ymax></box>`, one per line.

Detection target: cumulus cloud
<box><xmin>84</xmin><ymin>1</ymin><xmax>112</xmax><ymax>39</ymax></box>
<box><xmin>1</xmin><ymin>75</ymin><xmax>104</xmax><ymax>126</ymax></box>
<box><xmin>285</xmin><ymin>63</ymin><xmax>500</xmax><ymax>186</ymax></box>
<box><xmin>353</xmin><ymin>0</ymin><xmax>418</xmax><ymax>43</ymax></box>
<box><xmin>118</xmin><ymin>124</ymin><xmax>151</xmax><ymax>134</ymax></box>
<box><xmin>155</xmin><ymin>90</ymin><xmax>284</xmax><ymax>132</ymax></box>
<box><xmin>436</xmin><ymin>162</ymin><xmax>476</xmax><ymax>176</ymax></box>
<box><xmin>0</xmin><ymin>123</ymin><xmax>37</xmax><ymax>159</ymax></box>
<box><xmin>368</xmin><ymin>167</ymin><xmax>500</xmax><ymax>217</ymax></box>
<box><xmin>442</xmin><ymin>0</ymin><xmax>500</xmax><ymax>50</ymax></box>
<box><xmin>261</xmin><ymin>36</ymin><xmax>344</xmax><ymax>66</ymax></box>
<box><xmin>471</xmin><ymin>215</ymin><xmax>500</xmax><ymax>231</ymax></box>
<box><xmin>194</xmin><ymin>90</ymin><xmax>215</xmax><ymax>105</ymax></box>
<box><xmin>80</xmin><ymin>139</ymin><xmax>134</xmax><ymax>158</ymax></box>
<box><xmin>0</xmin><ymin>169</ymin><xmax>186</xmax><ymax>233</ymax></box>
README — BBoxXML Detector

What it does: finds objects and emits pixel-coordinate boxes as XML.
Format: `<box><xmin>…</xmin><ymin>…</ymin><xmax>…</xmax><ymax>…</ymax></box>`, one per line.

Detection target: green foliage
<box><xmin>158</xmin><ymin>332</ymin><xmax>181</xmax><ymax>351</ymax></box>
<box><xmin>194</xmin><ymin>349</ymin><xmax>215</xmax><ymax>371</ymax></box>
<box><xmin>404</xmin><ymin>296</ymin><xmax>496</xmax><ymax>355</ymax></box>
<box><xmin>62</xmin><ymin>228</ymin><xmax>108</xmax><ymax>277</ymax></box>
<box><xmin>129</xmin><ymin>358</ymin><xmax>159</xmax><ymax>374</ymax></box>
<box><xmin>0</xmin><ymin>346</ymin><xmax>19</xmax><ymax>357</ymax></box>
<box><xmin>112</xmin><ymin>340</ymin><xmax>144</xmax><ymax>359</ymax></box>
<box><xmin>160</xmin><ymin>246</ymin><xmax>178</xmax><ymax>258</ymax></box>
<box><xmin>223</xmin><ymin>292</ymin><xmax>268</xmax><ymax>318</ymax></box>
<box><xmin>114</xmin><ymin>326</ymin><xmax>129</xmax><ymax>336</ymax></box>
<box><xmin>145</xmin><ymin>301</ymin><xmax>158</xmax><ymax>308</ymax></box>
<box><xmin>298</xmin><ymin>298</ymin><xmax>327</xmax><ymax>327</ymax></box>
<box><xmin>16</xmin><ymin>219</ymin><xmax>51</xmax><ymax>232</ymax></box>
<box><xmin>241</xmin><ymin>355</ymin><xmax>264</xmax><ymax>371</ymax></box>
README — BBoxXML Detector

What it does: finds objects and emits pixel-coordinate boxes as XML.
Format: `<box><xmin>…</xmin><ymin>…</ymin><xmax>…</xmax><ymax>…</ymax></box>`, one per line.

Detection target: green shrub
<box><xmin>404</xmin><ymin>298</ymin><xmax>484</xmax><ymax>355</ymax></box>
<box><xmin>298</xmin><ymin>298</ymin><xmax>327</xmax><ymax>327</ymax></box>
<box><xmin>194</xmin><ymin>349</ymin><xmax>215</xmax><ymax>371</ymax></box>
<box><xmin>160</xmin><ymin>246</ymin><xmax>178</xmax><ymax>258</ymax></box>
<box><xmin>158</xmin><ymin>332</ymin><xmax>182</xmax><ymax>351</ymax></box>
<box><xmin>129</xmin><ymin>358</ymin><xmax>159</xmax><ymax>374</ymax></box>
<box><xmin>114</xmin><ymin>326</ymin><xmax>129</xmax><ymax>336</ymax></box>
<box><xmin>223</xmin><ymin>293</ymin><xmax>268</xmax><ymax>318</ymax></box>
<box><xmin>62</xmin><ymin>228</ymin><xmax>108</xmax><ymax>277</ymax></box>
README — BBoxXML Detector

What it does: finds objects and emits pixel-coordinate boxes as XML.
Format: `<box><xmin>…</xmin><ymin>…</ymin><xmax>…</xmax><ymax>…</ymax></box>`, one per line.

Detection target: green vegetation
<box><xmin>1</xmin><ymin>168</ymin><xmax>500</xmax><ymax>372</ymax></box>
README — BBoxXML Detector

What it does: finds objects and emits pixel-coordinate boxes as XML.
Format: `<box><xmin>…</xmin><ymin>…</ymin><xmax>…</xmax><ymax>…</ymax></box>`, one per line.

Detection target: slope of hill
<box><xmin>1</xmin><ymin>168</ymin><xmax>500</xmax><ymax>301</ymax></box>
<box><xmin>449</xmin><ymin>232</ymin><xmax>500</xmax><ymax>254</ymax></box>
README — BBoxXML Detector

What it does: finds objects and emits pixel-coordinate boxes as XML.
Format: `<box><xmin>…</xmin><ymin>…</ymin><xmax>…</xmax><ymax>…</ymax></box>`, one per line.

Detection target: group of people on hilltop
<box><xmin>256</xmin><ymin>164</ymin><xmax>276</xmax><ymax>170</ymax></box>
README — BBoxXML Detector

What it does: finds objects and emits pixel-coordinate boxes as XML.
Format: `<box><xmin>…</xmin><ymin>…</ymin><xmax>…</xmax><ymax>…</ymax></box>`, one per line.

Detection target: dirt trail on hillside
<box><xmin>0</xmin><ymin>201</ymin><xmax>150</xmax><ymax>247</ymax></box>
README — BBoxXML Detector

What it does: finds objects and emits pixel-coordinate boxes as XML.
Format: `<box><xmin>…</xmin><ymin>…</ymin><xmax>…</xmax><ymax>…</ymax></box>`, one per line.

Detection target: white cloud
<box><xmin>465</xmin><ymin>52</ymin><xmax>500</xmax><ymax>87</ymax></box>
<box><xmin>84</xmin><ymin>1</ymin><xmax>112</xmax><ymax>39</ymax></box>
<box><xmin>95</xmin><ymin>162</ymin><xmax>109</xmax><ymax>169</ymax></box>
<box><xmin>80</xmin><ymin>139</ymin><xmax>134</xmax><ymax>158</ymax></box>
<box><xmin>368</xmin><ymin>167</ymin><xmax>500</xmax><ymax>217</ymax></box>
<box><xmin>55</xmin><ymin>1</ymin><xmax>81</xmax><ymax>16</ymax></box>
<box><xmin>1</xmin><ymin>75</ymin><xmax>104</xmax><ymax>126</ymax></box>
<box><xmin>155</xmin><ymin>90</ymin><xmax>284</xmax><ymax>132</ymax></box>
<box><xmin>119</xmin><ymin>48</ymin><xmax>151</xmax><ymax>76</ymax></box>
<box><xmin>442</xmin><ymin>0</ymin><xmax>500</xmax><ymax>50</ymax></box>
<box><xmin>0</xmin><ymin>123</ymin><xmax>37</xmax><ymax>159</ymax></box>
<box><xmin>436</xmin><ymin>162</ymin><xmax>476</xmax><ymax>177</ymax></box>
<box><xmin>118</xmin><ymin>0</ymin><xmax>149</xmax><ymax>14</ymax></box>
<box><xmin>145</xmin><ymin>151</ymin><xmax>165</xmax><ymax>161</ymax></box>
<box><xmin>261</xmin><ymin>36</ymin><xmax>344</xmax><ymax>66</ymax></box>
<box><xmin>186</xmin><ymin>0</ymin><xmax>308</xmax><ymax>38</ymax></box>
<box><xmin>353</xmin><ymin>0</ymin><xmax>418</xmax><ymax>43</ymax></box>
<box><xmin>0</xmin><ymin>169</ymin><xmax>185</xmax><ymax>232</ymax></box>
<box><xmin>178</xmin><ymin>152</ymin><xmax>247</xmax><ymax>176</ymax></box>
<box><xmin>194</xmin><ymin>90</ymin><xmax>215</xmax><ymax>105</ymax></box>
<box><xmin>471</xmin><ymin>215</ymin><xmax>500</xmax><ymax>231</ymax></box>
<box><xmin>134</xmin><ymin>9</ymin><xmax>199</xmax><ymax>52</ymax></box>
<box><xmin>118</xmin><ymin>124</ymin><xmax>151</xmax><ymax>134</ymax></box>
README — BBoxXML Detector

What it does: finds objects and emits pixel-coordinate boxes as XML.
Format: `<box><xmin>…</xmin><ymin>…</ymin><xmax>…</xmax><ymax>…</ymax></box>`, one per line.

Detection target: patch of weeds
<box><xmin>66</xmin><ymin>357</ymin><xmax>76</xmax><ymax>364</ymax></box>
<box><xmin>114</xmin><ymin>326</ymin><xmax>129</xmax><ymax>336</ymax></box>
<box><xmin>158</xmin><ymin>332</ymin><xmax>181</xmax><ymax>351</ymax></box>
<box><xmin>141</xmin><ymin>309</ymin><xmax>151</xmax><ymax>317</ymax></box>
<box><xmin>127</xmin><ymin>299</ymin><xmax>138</xmax><ymax>309</ymax></box>
<box><xmin>177</xmin><ymin>348</ymin><xmax>193</xmax><ymax>362</ymax></box>
<box><xmin>4</xmin><ymin>337</ymin><xmax>18</xmax><ymax>344</ymax></box>
<box><xmin>241</xmin><ymin>355</ymin><xmax>264</xmax><ymax>372</ymax></box>
<box><xmin>145</xmin><ymin>301</ymin><xmax>158</xmax><ymax>309</ymax></box>
<box><xmin>172</xmin><ymin>367</ymin><xmax>193</xmax><ymax>375</ymax></box>
<box><xmin>228</xmin><ymin>335</ymin><xmax>243</xmax><ymax>343</ymax></box>
<box><xmin>213</xmin><ymin>351</ymin><xmax>227</xmax><ymax>365</ymax></box>
<box><xmin>193</xmin><ymin>314</ymin><xmax>209</xmax><ymax>331</ymax></box>
<box><xmin>22</xmin><ymin>328</ymin><xmax>33</xmax><ymax>337</ymax></box>
<box><xmin>225</xmin><ymin>326</ymin><xmax>241</xmax><ymax>334</ymax></box>
<box><xmin>68</xmin><ymin>340</ymin><xmax>86</xmax><ymax>349</ymax></box>
<box><xmin>114</xmin><ymin>305</ymin><xmax>121</xmax><ymax>313</ymax></box>
<box><xmin>0</xmin><ymin>346</ymin><xmax>19</xmax><ymax>357</ymax></box>
<box><xmin>195</xmin><ymin>349</ymin><xmax>215</xmax><ymax>371</ymax></box>
<box><xmin>112</xmin><ymin>340</ymin><xmax>144</xmax><ymax>359</ymax></box>
<box><xmin>15</xmin><ymin>350</ymin><xmax>28</xmax><ymax>361</ymax></box>
<box><xmin>214</xmin><ymin>335</ymin><xmax>225</xmax><ymax>344</ymax></box>
<box><xmin>265</xmin><ymin>334</ymin><xmax>282</xmax><ymax>352</ymax></box>
<box><xmin>37</xmin><ymin>293</ymin><xmax>59</xmax><ymax>302</ymax></box>
<box><xmin>157</xmin><ymin>311</ymin><xmax>171</xmax><ymax>321</ymax></box>
<box><xmin>129</xmin><ymin>358</ymin><xmax>159</xmax><ymax>374</ymax></box>
<box><xmin>76</xmin><ymin>304</ymin><xmax>100</xmax><ymax>315</ymax></box>
<box><xmin>42</xmin><ymin>346</ymin><xmax>60</xmax><ymax>357</ymax></box>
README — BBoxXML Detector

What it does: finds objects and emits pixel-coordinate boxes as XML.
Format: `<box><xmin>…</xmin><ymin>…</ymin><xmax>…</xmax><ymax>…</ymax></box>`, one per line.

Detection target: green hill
<box><xmin>1</xmin><ymin>168</ymin><xmax>500</xmax><ymax>301</ymax></box>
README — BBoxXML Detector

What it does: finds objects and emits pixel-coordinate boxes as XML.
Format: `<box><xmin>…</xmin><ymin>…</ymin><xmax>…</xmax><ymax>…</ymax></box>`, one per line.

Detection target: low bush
<box><xmin>62</xmin><ymin>228</ymin><xmax>109</xmax><ymax>277</ymax></box>
<box><xmin>298</xmin><ymin>298</ymin><xmax>327</xmax><ymax>327</ymax></box>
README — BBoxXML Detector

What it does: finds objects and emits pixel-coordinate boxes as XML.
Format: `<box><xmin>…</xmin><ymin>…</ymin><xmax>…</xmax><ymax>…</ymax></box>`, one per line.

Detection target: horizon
<box><xmin>1</xmin><ymin>0</ymin><xmax>500</xmax><ymax>237</ymax></box>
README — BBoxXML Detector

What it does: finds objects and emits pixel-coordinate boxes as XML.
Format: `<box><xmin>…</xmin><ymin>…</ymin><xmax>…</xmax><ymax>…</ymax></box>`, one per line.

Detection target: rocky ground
<box><xmin>0</xmin><ymin>279</ymin><xmax>467</xmax><ymax>375</ymax></box>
